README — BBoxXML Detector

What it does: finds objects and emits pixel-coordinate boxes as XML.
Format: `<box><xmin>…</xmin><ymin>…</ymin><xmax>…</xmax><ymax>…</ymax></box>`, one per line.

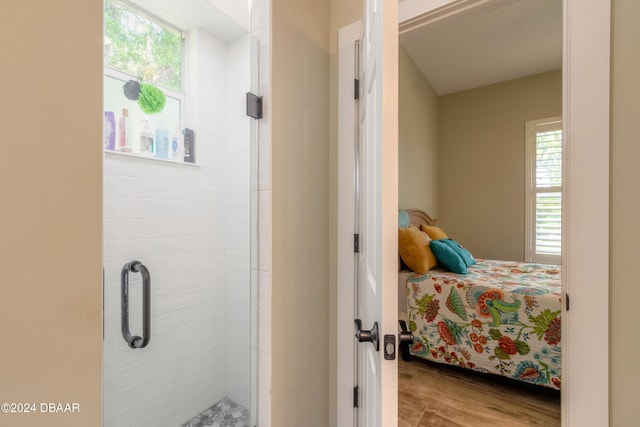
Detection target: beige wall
<box><xmin>610</xmin><ymin>0</ymin><xmax>640</xmax><ymax>424</ymax></box>
<box><xmin>438</xmin><ymin>70</ymin><xmax>562</xmax><ymax>261</ymax></box>
<box><xmin>398</xmin><ymin>46</ymin><xmax>440</xmax><ymax>214</ymax></box>
<box><xmin>0</xmin><ymin>1</ymin><xmax>103</xmax><ymax>426</ymax></box>
<box><xmin>271</xmin><ymin>0</ymin><xmax>330</xmax><ymax>425</ymax></box>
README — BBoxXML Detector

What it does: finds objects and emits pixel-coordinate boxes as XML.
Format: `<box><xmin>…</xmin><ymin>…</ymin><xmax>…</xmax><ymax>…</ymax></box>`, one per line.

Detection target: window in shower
<box><xmin>104</xmin><ymin>0</ymin><xmax>183</xmax><ymax>91</ymax></box>
<box><xmin>103</xmin><ymin>0</ymin><xmax>184</xmax><ymax>159</ymax></box>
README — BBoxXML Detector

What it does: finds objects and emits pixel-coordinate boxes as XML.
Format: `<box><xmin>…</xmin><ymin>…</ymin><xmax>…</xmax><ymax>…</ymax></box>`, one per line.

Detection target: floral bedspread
<box><xmin>407</xmin><ymin>259</ymin><xmax>562</xmax><ymax>390</ymax></box>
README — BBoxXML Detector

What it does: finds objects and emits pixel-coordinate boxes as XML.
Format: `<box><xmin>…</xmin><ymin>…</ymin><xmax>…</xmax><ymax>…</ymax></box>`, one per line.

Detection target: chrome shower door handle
<box><xmin>121</xmin><ymin>260</ymin><xmax>151</xmax><ymax>349</ymax></box>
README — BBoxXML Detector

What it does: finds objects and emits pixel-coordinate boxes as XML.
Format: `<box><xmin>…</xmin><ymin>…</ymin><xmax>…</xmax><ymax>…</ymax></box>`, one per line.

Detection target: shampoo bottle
<box><xmin>117</xmin><ymin>108</ymin><xmax>132</xmax><ymax>153</ymax></box>
<box><xmin>169</xmin><ymin>126</ymin><xmax>184</xmax><ymax>161</ymax></box>
<box><xmin>155</xmin><ymin>128</ymin><xmax>169</xmax><ymax>159</ymax></box>
<box><xmin>104</xmin><ymin>111</ymin><xmax>116</xmax><ymax>150</ymax></box>
<box><xmin>139</xmin><ymin>120</ymin><xmax>154</xmax><ymax>157</ymax></box>
<box><xmin>183</xmin><ymin>128</ymin><xmax>195</xmax><ymax>163</ymax></box>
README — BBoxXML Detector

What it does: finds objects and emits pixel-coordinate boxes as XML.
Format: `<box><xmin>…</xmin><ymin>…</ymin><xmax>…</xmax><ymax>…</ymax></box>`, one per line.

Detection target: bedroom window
<box><xmin>525</xmin><ymin>117</ymin><xmax>563</xmax><ymax>264</ymax></box>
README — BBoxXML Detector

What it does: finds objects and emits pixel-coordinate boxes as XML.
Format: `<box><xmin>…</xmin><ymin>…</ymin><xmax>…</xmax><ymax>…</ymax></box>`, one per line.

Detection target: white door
<box><xmin>354</xmin><ymin>0</ymin><xmax>398</xmax><ymax>426</ymax></box>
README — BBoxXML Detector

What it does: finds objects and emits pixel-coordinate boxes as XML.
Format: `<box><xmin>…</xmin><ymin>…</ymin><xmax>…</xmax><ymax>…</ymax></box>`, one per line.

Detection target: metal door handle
<box><xmin>398</xmin><ymin>320</ymin><xmax>414</xmax><ymax>361</ymax></box>
<box><xmin>354</xmin><ymin>319</ymin><xmax>379</xmax><ymax>351</ymax></box>
<box><xmin>121</xmin><ymin>260</ymin><xmax>151</xmax><ymax>349</ymax></box>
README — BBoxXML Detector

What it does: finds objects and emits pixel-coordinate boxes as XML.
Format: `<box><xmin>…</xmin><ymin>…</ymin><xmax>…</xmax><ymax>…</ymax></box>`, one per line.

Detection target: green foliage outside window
<box><xmin>104</xmin><ymin>0</ymin><xmax>182</xmax><ymax>92</ymax></box>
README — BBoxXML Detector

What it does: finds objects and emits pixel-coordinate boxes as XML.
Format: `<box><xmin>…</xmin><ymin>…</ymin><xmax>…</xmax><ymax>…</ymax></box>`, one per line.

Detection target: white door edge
<box><xmin>337</xmin><ymin>19</ymin><xmax>361</xmax><ymax>427</ymax></box>
<box><xmin>562</xmin><ymin>1</ymin><xmax>610</xmax><ymax>425</ymax></box>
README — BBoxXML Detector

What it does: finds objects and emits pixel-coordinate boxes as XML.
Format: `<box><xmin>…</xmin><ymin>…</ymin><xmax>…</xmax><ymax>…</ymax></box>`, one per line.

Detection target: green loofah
<box><xmin>137</xmin><ymin>83</ymin><xmax>166</xmax><ymax>114</ymax></box>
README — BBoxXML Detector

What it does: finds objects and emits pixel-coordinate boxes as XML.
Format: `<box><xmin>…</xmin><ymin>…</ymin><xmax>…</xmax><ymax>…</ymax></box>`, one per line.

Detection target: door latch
<box><xmin>383</xmin><ymin>334</ymin><xmax>395</xmax><ymax>360</ymax></box>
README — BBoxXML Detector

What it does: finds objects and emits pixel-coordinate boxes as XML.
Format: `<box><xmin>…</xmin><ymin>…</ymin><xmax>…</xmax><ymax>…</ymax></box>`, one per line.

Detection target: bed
<box><xmin>398</xmin><ymin>209</ymin><xmax>562</xmax><ymax>390</ymax></box>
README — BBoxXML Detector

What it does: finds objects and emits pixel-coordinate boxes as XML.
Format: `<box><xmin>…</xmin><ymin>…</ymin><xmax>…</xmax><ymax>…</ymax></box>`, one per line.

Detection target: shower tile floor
<box><xmin>180</xmin><ymin>397</ymin><xmax>250</xmax><ymax>427</ymax></box>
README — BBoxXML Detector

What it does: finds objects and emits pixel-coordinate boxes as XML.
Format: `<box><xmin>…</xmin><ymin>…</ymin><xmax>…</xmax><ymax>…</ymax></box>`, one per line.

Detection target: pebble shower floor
<box><xmin>179</xmin><ymin>397</ymin><xmax>250</xmax><ymax>427</ymax></box>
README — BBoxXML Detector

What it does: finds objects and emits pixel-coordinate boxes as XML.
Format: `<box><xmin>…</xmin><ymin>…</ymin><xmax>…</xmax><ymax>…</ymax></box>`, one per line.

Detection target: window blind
<box><xmin>534</xmin><ymin>130</ymin><xmax>562</xmax><ymax>256</ymax></box>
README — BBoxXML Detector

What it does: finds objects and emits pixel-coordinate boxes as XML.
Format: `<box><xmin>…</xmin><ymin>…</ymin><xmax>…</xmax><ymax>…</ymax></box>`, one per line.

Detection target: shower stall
<box><xmin>102</xmin><ymin>0</ymin><xmax>261</xmax><ymax>425</ymax></box>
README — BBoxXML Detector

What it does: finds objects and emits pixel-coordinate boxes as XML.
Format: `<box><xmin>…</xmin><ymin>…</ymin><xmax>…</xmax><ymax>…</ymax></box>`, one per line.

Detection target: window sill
<box><xmin>104</xmin><ymin>149</ymin><xmax>199</xmax><ymax>167</ymax></box>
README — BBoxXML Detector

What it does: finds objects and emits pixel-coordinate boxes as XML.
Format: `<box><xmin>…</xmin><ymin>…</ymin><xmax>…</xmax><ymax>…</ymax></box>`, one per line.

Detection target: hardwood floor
<box><xmin>398</xmin><ymin>356</ymin><xmax>561</xmax><ymax>426</ymax></box>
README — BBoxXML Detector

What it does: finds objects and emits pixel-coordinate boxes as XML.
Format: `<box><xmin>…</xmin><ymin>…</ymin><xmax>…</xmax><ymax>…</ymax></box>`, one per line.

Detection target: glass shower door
<box><xmin>102</xmin><ymin>1</ymin><xmax>258</xmax><ymax>426</ymax></box>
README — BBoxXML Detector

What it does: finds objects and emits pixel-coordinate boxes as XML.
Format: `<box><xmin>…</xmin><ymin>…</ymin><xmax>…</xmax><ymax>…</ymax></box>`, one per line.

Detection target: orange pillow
<box><xmin>420</xmin><ymin>224</ymin><xmax>448</xmax><ymax>240</ymax></box>
<box><xmin>398</xmin><ymin>226</ymin><xmax>437</xmax><ymax>274</ymax></box>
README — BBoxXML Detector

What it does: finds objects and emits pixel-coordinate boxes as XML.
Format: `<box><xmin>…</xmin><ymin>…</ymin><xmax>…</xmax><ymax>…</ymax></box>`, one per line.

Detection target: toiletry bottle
<box><xmin>183</xmin><ymin>128</ymin><xmax>195</xmax><ymax>163</ymax></box>
<box><xmin>155</xmin><ymin>128</ymin><xmax>169</xmax><ymax>159</ymax></box>
<box><xmin>169</xmin><ymin>126</ymin><xmax>184</xmax><ymax>161</ymax></box>
<box><xmin>117</xmin><ymin>108</ymin><xmax>132</xmax><ymax>153</ymax></box>
<box><xmin>104</xmin><ymin>111</ymin><xmax>116</xmax><ymax>150</ymax></box>
<box><xmin>139</xmin><ymin>120</ymin><xmax>154</xmax><ymax>157</ymax></box>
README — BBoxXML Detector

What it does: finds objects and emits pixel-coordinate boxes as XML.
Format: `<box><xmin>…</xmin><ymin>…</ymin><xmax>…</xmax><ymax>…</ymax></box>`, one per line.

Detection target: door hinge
<box><xmin>353</xmin><ymin>385</ymin><xmax>359</xmax><ymax>408</ymax></box>
<box><xmin>354</xmin><ymin>234</ymin><xmax>360</xmax><ymax>253</ymax></box>
<box><xmin>246</xmin><ymin>92</ymin><xmax>263</xmax><ymax>119</ymax></box>
<box><xmin>354</xmin><ymin>78</ymin><xmax>360</xmax><ymax>100</ymax></box>
<box><xmin>565</xmin><ymin>293</ymin><xmax>570</xmax><ymax>311</ymax></box>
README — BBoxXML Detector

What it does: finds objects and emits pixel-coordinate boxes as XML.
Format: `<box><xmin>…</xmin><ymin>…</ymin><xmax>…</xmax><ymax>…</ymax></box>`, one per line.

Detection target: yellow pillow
<box><xmin>420</xmin><ymin>224</ymin><xmax>448</xmax><ymax>240</ymax></box>
<box><xmin>398</xmin><ymin>226</ymin><xmax>437</xmax><ymax>274</ymax></box>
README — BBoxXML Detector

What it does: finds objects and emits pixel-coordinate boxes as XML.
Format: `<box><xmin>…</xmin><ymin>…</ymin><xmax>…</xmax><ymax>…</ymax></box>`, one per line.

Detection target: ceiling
<box><xmin>400</xmin><ymin>0</ymin><xmax>562</xmax><ymax>96</ymax></box>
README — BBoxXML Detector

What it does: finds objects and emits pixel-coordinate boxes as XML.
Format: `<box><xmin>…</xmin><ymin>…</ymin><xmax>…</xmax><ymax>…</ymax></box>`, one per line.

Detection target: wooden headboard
<box><xmin>405</xmin><ymin>208</ymin><xmax>438</xmax><ymax>228</ymax></box>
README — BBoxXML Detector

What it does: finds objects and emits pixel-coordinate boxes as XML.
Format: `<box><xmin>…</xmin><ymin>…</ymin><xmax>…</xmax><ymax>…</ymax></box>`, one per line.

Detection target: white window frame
<box><xmin>525</xmin><ymin>116</ymin><xmax>563</xmax><ymax>264</ymax></box>
<box><xmin>103</xmin><ymin>0</ymin><xmax>186</xmax><ymax>127</ymax></box>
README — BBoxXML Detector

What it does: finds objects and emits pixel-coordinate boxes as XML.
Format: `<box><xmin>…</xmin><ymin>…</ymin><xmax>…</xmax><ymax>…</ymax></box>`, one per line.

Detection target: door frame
<box><xmin>337</xmin><ymin>20</ymin><xmax>361</xmax><ymax>426</ymax></box>
<box><xmin>336</xmin><ymin>0</ymin><xmax>609</xmax><ymax>425</ymax></box>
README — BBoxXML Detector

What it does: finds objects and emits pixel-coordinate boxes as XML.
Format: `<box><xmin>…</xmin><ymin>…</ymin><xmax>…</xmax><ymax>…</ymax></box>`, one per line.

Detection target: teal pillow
<box><xmin>398</xmin><ymin>210</ymin><xmax>410</xmax><ymax>228</ymax></box>
<box><xmin>430</xmin><ymin>238</ymin><xmax>475</xmax><ymax>274</ymax></box>
<box><xmin>441</xmin><ymin>238</ymin><xmax>475</xmax><ymax>267</ymax></box>
<box><xmin>430</xmin><ymin>239</ymin><xmax>467</xmax><ymax>274</ymax></box>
